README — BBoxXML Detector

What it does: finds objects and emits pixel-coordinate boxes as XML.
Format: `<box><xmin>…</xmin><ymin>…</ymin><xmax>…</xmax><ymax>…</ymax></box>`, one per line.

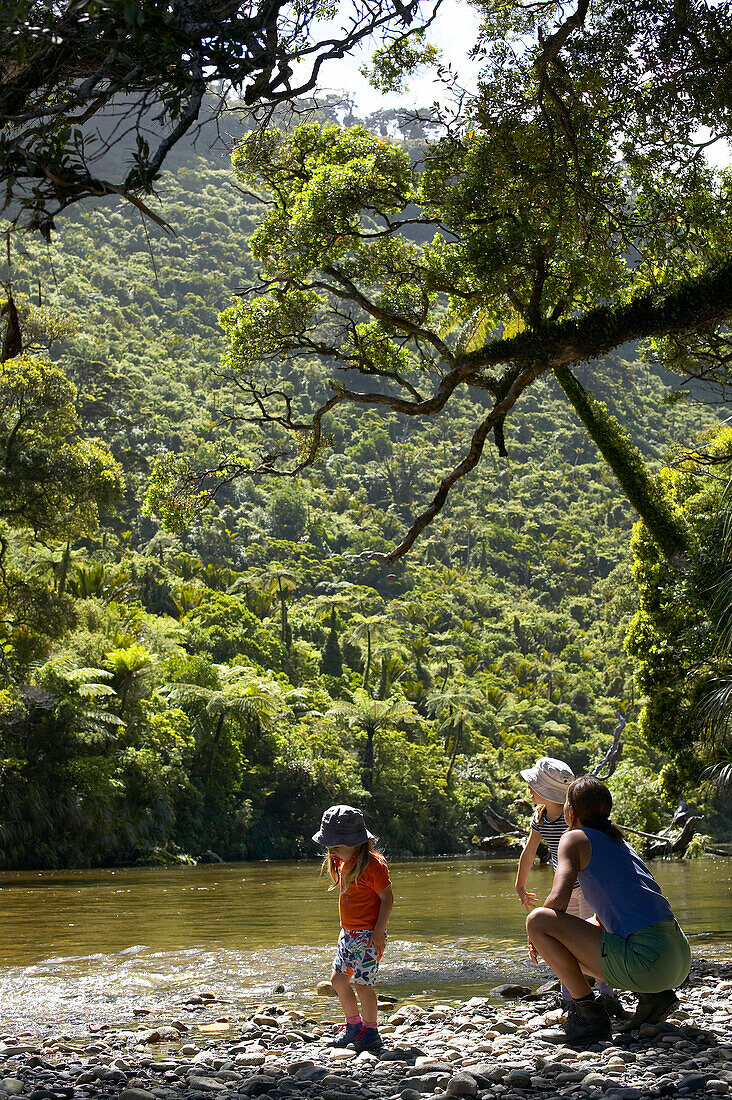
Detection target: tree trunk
<box><xmin>205</xmin><ymin>711</ymin><xmax>226</xmax><ymax>784</ymax></box>
<box><xmin>363</xmin><ymin>628</ymin><xmax>372</xmax><ymax>690</ymax></box>
<box><xmin>363</xmin><ymin>725</ymin><xmax>375</xmax><ymax>791</ymax></box>
<box><xmin>590</xmin><ymin>716</ymin><xmax>625</xmax><ymax>779</ymax></box>
<box><xmin>482</xmin><ymin>805</ymin><xmax>520</xmax><ymax>835</ymax></box>
<box><xmin>644</xmin><ymin>816</ymin><xmax>703</xmax><ymax>859</ymax></box>
<box><xmin>57</xmin><ymin>540</ymin><xmax>72</xmax><ymax>595</ymax></box>
<box><xmin>446</xmin><ymin>720</ymin><xmax>462</xmax><ymax>785</ymax></box>
<box><xmin>377</xmin><ymin>656</ymin><xmax>389</xmax><ymax>701</ymax></box>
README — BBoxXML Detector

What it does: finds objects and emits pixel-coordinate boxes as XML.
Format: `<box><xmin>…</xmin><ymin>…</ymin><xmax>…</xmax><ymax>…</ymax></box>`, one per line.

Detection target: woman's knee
<box><xmin>526</xmin><ymin>906</ymin><xmax>552</xmax><ymax>935</ymax></box>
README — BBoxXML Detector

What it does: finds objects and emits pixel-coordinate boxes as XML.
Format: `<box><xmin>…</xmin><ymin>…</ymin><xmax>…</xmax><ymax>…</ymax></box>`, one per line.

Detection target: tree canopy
<box><xmin>167</xmin><ymin>0</ymin><xmax>732</xmax><ymax>567</ymax></box>
<box><xmin>0</xmin><ymin>0</ymin><xmax>437</xmax><ymax>236</ymax></box>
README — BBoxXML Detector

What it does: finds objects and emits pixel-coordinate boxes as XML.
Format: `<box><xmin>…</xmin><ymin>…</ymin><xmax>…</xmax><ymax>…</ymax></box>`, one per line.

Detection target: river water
<box><xmin>0</xmin><ymin>857</ymin><xmax>730</xmax><ymax>1036</ymax></box>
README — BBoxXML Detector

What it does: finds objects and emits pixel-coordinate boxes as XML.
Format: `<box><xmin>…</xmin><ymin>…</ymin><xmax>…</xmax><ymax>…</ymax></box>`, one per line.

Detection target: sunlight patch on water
<box><xmin>0</xmin><ymin>937</ymin><xmax>537</xmax><ymax>1035</ymax></box>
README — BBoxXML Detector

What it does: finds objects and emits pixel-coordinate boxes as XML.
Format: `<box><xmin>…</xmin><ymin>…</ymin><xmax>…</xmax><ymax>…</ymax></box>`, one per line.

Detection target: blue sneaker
<box><xmin>352</xmin><ymin>1025</ymin><xmax>382</xmax><ymax>1052</ymax></box>
<box><xmin>330</xmin><ymin>1022</ymin><xmax>362</xmax><ymax>1048</ymax></box>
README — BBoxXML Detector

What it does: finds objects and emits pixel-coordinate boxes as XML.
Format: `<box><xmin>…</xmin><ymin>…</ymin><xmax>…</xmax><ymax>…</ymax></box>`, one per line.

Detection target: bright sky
<box><xmin>304</xmin><ymin>0</ymin><xmax>731</xmax><ymax>170</ymax></box>
<box><xmin>309</xmin><ymin>0</ymin><xmax>483</xmax><ymax>116</ymax></box>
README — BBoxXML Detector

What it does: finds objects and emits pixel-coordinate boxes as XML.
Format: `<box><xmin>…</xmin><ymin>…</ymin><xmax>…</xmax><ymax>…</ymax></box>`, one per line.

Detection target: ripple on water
<box><xmin>0</xmin><ymin>938</ymin><xmax>538</xmax><ymax>1034</ymax></box>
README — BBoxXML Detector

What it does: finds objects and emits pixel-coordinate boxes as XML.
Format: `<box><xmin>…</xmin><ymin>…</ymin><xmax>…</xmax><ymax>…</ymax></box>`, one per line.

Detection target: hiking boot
<box><xmin>601</xmin><ymin>991</ymin><xmax>632</xmax><ymax>1020</ymax></box>
<box><xmin>536</xmin><ymin>995</ymin><xmax>612</xmax><ymax>1045</ymax></box>
<box><xmin>330</xmin><ymin>1022</ymin><xmax>362</xmax><ymax>1047</ymax></box>
<box><xmin>352</xmin><ymin>1025</ymin><xmax>383</xmax><ymax>1052</ymax></box>
<box><xmin>617</xmin><ymin>989</ymin><xmax>680</xmax><ymax>1032</ymax></box>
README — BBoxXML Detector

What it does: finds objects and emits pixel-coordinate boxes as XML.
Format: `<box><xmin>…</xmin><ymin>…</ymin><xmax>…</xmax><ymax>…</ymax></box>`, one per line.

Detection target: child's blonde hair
<box><xmin>321</xmin><ymin>838</ymin><xmax>385</xmax><ymax>891</ymax></box>
<box><xmin>528</xmin><ymin>788</ymin><xmax>564</xmax><ymax>824</ymax></box>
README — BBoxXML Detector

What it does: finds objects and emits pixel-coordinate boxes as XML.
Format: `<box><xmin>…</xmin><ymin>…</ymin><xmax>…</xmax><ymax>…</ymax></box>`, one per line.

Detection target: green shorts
<box><xmin>600</xmin><ymin>919</ymin><xmax>691</xmax><ymax>993</ymax></box>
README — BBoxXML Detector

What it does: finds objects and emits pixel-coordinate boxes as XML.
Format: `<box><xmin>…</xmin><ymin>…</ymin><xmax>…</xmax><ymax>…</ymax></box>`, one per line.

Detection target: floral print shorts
<box><xmin>332</xmin><ymin>928</ymin><xmax>386</xmax><ymax>986</ymax></box>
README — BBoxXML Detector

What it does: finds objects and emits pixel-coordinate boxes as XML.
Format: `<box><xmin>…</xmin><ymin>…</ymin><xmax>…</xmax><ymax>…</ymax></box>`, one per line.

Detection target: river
<box><xmin>0</xmin><ymin>857</ymin><xmax>730</xmax><ymax>1036</ymax></box>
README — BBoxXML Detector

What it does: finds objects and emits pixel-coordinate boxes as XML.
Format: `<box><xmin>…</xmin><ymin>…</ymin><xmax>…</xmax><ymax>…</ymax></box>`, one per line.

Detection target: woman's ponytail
<box><xmin>566</xmin><ymin>776</ymin><xmax>624</xmax><ymax>841</ymax></box>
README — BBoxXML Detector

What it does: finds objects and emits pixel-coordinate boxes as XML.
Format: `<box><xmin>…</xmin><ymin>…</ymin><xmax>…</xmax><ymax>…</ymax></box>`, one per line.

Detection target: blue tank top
<box><xmin>577</xmin><ymin>827</ymin><xmax>674</xmax><ymax>938</ymax></box>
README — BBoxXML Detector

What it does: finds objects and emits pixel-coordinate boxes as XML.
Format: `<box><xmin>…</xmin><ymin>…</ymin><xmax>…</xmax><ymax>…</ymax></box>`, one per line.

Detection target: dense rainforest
<box><xmin>0</xmin><ymin>110</ymin><xmax>727</xmax><ymax>868</ymax></box>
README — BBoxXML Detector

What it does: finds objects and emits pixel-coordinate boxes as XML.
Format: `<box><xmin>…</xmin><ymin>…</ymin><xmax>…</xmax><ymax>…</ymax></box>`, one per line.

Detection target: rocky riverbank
<box><xmin>1</xmin><ymin>962</ymin><xmax>731</xmax><ymax>1100</ymax></box>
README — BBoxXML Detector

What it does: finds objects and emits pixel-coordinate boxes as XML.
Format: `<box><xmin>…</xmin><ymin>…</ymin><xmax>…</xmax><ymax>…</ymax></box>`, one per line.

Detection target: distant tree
<box><xmin>0</xmin><ymin>354</ymin><xmax>122</xmax><ymax>540</ymax></box>
<box><xmin>165</xmin><ymin>663</ymin><xmax>287</xmax><ymax>784</ymax></box>
<box><xmin>320</xmin><ymin>607</ymin><xmax>343</xmax><ymax>677</ymax></box>
<box><xmin>267</xmin><ymin>485</ymin><xmax>308</xmax><ymax>541</ymax></box>
<box><xmin>328</xmin><ymin>690</ymin><xmax>416</xmax><ymax>791</ymax></box>
<box><xmin>426</xmin><ymin>685</ymin><xmax>483</xmax><ymax>784</ymax></box>
<box><xmin>0</xmin><ymin>350</ymin><xmax>123</xmax><ymax>673</ymax></box>
<box><xmin>261</xmin><ymin>565</ymin><xmax>298</xmax><ymax>648</ymax></box>
<box><xmin>346</xmin><ymin>612</ymin><xmax>390</xmax><ymax>690</ymax></box>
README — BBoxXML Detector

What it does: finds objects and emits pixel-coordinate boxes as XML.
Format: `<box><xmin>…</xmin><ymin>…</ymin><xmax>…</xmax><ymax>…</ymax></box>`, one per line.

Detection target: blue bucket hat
<box><xmin>312</xmin><ymin>805</ymin><xmax>374</xmax><ymax>847</ymax></box>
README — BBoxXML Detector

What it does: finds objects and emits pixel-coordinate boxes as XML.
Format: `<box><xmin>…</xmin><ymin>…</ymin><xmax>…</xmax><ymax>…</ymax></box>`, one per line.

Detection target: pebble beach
<box><xmin>2</xmin><ymin>962</ymin><xmax>732</xmax><ymax>1100</ymax></box>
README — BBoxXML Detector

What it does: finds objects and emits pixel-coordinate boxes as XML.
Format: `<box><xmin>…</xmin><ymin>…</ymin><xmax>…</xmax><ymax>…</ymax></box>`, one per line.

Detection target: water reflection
<box><xmin>0</xmin><ymin>858</ymin><xmax>729</xmax><ymax>1035</ymax></box>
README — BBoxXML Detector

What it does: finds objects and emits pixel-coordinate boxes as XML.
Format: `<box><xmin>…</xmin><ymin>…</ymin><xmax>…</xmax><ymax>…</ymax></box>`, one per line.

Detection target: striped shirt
<box><xmin>531</xmin><ymin>808</ymin><xmax>580</xmax><ymax>891</ymax></box>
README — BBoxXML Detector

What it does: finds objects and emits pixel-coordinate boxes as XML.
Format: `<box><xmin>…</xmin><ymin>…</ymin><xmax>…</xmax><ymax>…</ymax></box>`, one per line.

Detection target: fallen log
<box><xmin>590</xmin><ymin>715</ymin><xmax>625</xmax><ymax>780</ymax></box>
<box><xmin>482</xmin><ymin>805</ymin><xmax>520</xmax><ymax>836</ymax></box>
<box><xmin>644</xmin><ymin>816</ymin><xmax>703</xmax><ymax>860</ymax></box>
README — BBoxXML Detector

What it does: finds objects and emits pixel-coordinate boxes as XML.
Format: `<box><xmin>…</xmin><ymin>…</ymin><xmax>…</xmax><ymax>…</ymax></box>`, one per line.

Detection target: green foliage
<box><xmin>608</xmin><ymin>761</ymin><xmax>666</xmax><ymax>835</ymax></box>
<box><xmin>320</xmin><ymin>607</ymin><xmax>343</xmax><ymax>677</ymax></box>
<box><xmin>0</xmin><ymin>127</ymin><xmax>720</xmax><ymax>866</ymax></box>
<box><xmin>627</xmin><ymin>425</ymin><xmax>732</xmax><ymax>782</ymax></box>
<box><xmin>0</xmin><ymin>354</ymin><xmax>122</xmax><ymax>539</ymax></box>
<box><xmin>363</xmin><ymin>32</ymin><xmax>440</xmax><ymax>94</ymax></box>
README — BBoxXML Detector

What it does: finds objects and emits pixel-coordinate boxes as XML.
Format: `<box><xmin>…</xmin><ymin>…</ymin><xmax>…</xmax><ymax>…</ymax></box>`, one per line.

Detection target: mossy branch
<box><xmin>553</xmin><ymin>364</ymin><xmax>692</xmax><ymax>566</ymax></box>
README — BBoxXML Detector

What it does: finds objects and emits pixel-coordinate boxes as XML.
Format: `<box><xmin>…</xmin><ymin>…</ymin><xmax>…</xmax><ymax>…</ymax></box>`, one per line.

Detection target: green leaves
<box><xmin>234</xmin><ymin>123</ymin><xmax>415</xmax><ymax>273</ymax></box>
<box><xmin>0</xmin><ymin>354</ymin><xmax>123</xmax><ymax>539</ymax></box>
<box><xmin>362</xmin><ymin>31</ymin><xmax>440</xmax><ymax>94</ymax></box>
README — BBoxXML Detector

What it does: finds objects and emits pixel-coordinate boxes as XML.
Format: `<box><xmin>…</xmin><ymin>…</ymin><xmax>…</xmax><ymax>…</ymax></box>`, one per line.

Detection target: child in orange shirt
<box><xmin>313</xmin><ymin>805</ymin><xmax>394</xmax><ymax>1053</ymax></box>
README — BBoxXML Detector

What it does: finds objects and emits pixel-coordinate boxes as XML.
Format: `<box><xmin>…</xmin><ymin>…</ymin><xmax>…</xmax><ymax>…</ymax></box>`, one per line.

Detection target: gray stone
<box><xmin>480</xmin><ymin>1069</ymin><xmax>507</xmax><ymax>1085</ymax></box>
<box><xmin>406</xmin><ymin>1064</ymin><xmax>453</xmax><ymax>1077</ymax></box>
<box><xmin>398</xmin><ymin>1075</ymin><xmax>449</xmax><ymax>1093</ymax></box>
<box><xmin>378</xmin><ymin>1050</ymin><xmax>415</xmax><ymax>1063</ymax></box>
<box><xmin>1</xmin><ymin>1082</ymin><xmax>25</xmax><ymax>1096</ymax></box>
<box><xmin>505</xmin><ymin>1073</ymin><xmax>532</xmax><ymax>1090</ymax></box>
<box><xmin>239</xmin><ymin>1080</ymin><xmax>280</xmax><ymax>1097</ymax></box>
<box><xmin>400</xmin><ymin>1092</ymin><xmax>422</xmax><ymax>1100</ymax></box>
<box><xmin>120</xmin><ymin>1091</ymin><xmax>158</xmax><ymax>1100</ymax></box>
<box><xmin>446</xmin><ymin>1073</ymin><xmax>478</xmax><ymax>1097</ymax></box>
<box><xmin>294</xmin><ymin>1068</ymin><xmax>329</xmax><ymax>1083</ymax></box>
<box><xmin>491</xmin><ymin>986</ymin><xmax>532</xmax><ymax>1000</ymax></box>
<box><xmin>677</xmin><ymin>1076</ymin><xmax>708</xmax><ymax>1091</ymax></box>
<box><xmin>186</xmin><ymin>1078</ymin><xmax>229</xmax><ymax>1093</ymax></box>
<box><xmin>138</xmin><ymin>1028</ymin><xmax>182</xmax><ymax>1044</ymax></box>
<box><xmin>319</xmin><ymin>1077</ymin><xmax>356</xmax><ymax>1090</ymax></box>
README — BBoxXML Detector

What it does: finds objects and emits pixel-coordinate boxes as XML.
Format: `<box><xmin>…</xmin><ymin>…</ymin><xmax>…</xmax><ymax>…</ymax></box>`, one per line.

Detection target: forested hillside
<box><xmin>0</xmin><ymin>133</ymin><xmax>723</xmax><ymax>868</ymax></box>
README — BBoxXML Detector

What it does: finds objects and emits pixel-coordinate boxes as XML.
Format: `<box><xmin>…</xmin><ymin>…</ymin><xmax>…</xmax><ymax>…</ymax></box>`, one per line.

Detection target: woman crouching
<box><xmin>526</xmin><ymin>775</ymin><xmax>691</xmax><ymax>1043</ymax></box>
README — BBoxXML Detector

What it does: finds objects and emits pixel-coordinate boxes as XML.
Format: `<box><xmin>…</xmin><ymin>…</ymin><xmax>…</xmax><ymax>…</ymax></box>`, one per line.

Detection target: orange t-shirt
<box><xmin>337</xmin><ymin>853</ymin><xmax>391</xmax><ymax>931</ymax></box>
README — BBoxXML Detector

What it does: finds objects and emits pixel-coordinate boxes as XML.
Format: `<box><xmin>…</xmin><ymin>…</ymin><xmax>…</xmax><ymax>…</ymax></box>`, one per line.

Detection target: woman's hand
<box><xmin>527</xmin><ymin>936</ymin><xmax>539</xmax><ymax>964</ymax></box>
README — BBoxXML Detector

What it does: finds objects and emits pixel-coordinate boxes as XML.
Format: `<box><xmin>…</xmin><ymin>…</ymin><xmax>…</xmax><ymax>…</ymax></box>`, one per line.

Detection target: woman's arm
<box><xmin>543</xmin><ymin>831</ymin><xmax>589</xmax><ymax>912</ymax></box>
<box><xmin>515</xmin><ymin>829</ymin><xmax>542</xmax><ymax>911</ymax></box>
<box><xmin>369</xmin><ymin>885</ymin><xmax>394</xmax><ymax>955</ymax></box>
